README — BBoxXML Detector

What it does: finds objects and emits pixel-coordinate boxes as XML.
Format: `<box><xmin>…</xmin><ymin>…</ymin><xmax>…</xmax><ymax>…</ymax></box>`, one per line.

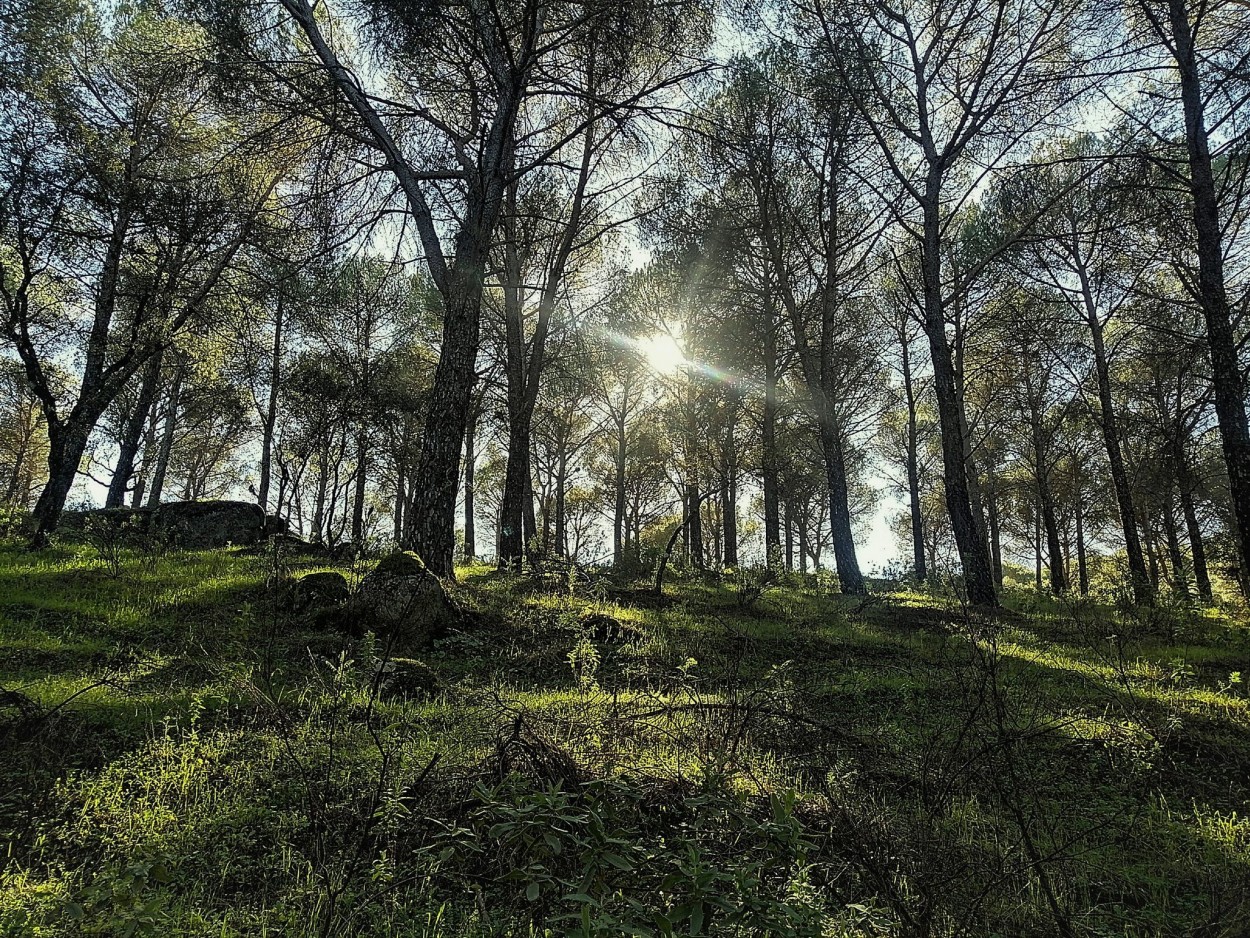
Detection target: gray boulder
<box><xmin>357</xmin><ymin>551</ymin><xmax>458</xmax><ymax>646</ymax></box>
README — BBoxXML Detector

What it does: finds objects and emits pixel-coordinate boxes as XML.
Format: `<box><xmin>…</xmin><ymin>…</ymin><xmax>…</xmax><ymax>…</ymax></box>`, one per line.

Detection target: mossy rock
<box><xmin>292</xmin><ymin>571</ymin><xmax>350</xmax><ymax>611</ymax></box>
<box><xmin>579</xmin><ymin>612</ymin><xmax>642</xmax><ymax>645</ymax></box>
<box><xmin>374</xmin><ymin>657</ymin><xmax>441</xmax><ymax>699</ymax></box>
<box><xmin>368</xmin><ymin>550</ymin><xmax>429</xmax><ymax>579</ymax></box>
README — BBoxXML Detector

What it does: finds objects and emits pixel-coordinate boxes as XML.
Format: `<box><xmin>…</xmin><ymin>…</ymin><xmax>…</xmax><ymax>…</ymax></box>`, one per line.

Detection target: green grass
<box><xmin>2</xmin><ymin>542</ymin><xmax>1249</xmax><ymax>936</ymax></box>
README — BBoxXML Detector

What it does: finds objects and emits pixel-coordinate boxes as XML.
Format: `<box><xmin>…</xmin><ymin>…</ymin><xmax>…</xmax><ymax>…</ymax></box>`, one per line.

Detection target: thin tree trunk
<box><xmin>1074</xmin><ymin>473</ymin><xmax>1089</xmax><ymax>596</ymax></box>
<box><xmin>351</xmin><ymin>431</ymin><xmax>367</xmax><ymax>544</ymax></box>
<box><xmin>463</xmin><ymin>406</ymin><xmax>477</xmax><ymax>562</ymax></box>
<box><xmin>1034</xmin><ymin>490</ymin><xmax>1044</xmax><ymax>591</ymax></box>
<box><xmin>901</xmin><ymin>333</ymin><xmax>927</xmax><ymax>581</ymax></box>
<box><xmin>987</xmin><ymin>483</ymin><xmax>1004</xmax><ymax>589</ymax></box>
<box><xmin>554</xmin><ymin>450</ymin><xmax>568</xmax><ymax>558</ymax></box>
<box><xmin>1077</xmin><ymin>258</ymin><xmax>1151</xmax><ymax>603</ymax></box>
<box><xmin>313</xmin><ymin>439</ymin><xmax>330</xmax><ymax>543</ymax></box>
<box><xmin>394</xmin><ymin>462</ymin><xmax>405</xmax><ymax>546</ymax></box>
<box><xmin>1031</xmin><ymin>431</ymin><xmax>1067</xmax><ymax>595</ymax></box>
<box><xmin>106</xmin><ymin>350</ymin><xmax>164</xmax><ymax>509</ymax></box>
<box><xmin>798</xmin><ymin>500</ymin><xmax>810</xmax><ymax>575</ymax></box>
<box><xmin>784</xmin><ymin>499</ymin><xmax>794</xmax><ymax>571</ymax></box>
<box><xmin>720</xmin><ymin>465</ymin><xmax>737</xmax><ymax>568</ymax></box>
<box><xmin>761</xmin><ymin>290</ymin><xmax>782</xmax><ymax>568</ymax></box>
<box><xmin>1162</xmin><ymin>494</ymin><xmax>1189</xmax><ymax>597</ymax></box>
<box><xmin>145</xmin><ymin>366</ymin><xmax>184</xmax><ymax>509</ymax></box>
<box><xmin>613</xmin><ymin>410</ymin><xmax>627</xmax><ymax>567</ymax></box>
<box><xmin>258</xmin><ymin>291</ymin><xmax>284</xmax><ymax>513</ymax></box>
<box><xmin>1176</xmin><ymin>449</ymin><xmax>1212</xmax><ymax>602</ymax></box>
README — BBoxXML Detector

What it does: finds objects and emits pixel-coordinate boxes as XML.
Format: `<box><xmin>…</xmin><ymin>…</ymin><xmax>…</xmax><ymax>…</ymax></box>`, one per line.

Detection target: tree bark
<box><xmin>721</xmin><ymin>463</ymin><xmax>738</xmax><ymax>568</ymax></box>
<box><xmin>394</xmin><ymin>462</ymin><xmax>405</xmax><ymax>545</ymax></box>
<box><xmin>987</xmin><ymin>481</ymin><xmax>1004</xmax><ymax>589</ymax></box>
<box><xmin>554</xmin><ymin>448</ymin><xmax>568</xmax><ymax>557</ymax></box>
<box><xmin>257</xmin><ymin>291</ymin><xmax>284</xmax><ymax>513</ymax></box>
<box><xmin>1176</xmin><ymin>447</ymin><xmax>1212</xmax><ymax>601</ymax></box>
<box><xmin>686</xmin><ymin>482</ymin><xmax>704</xmax><ymax>568</ymax></box>
<box><xmin>921</xmin><ymin>184</ymin><xmax>997</xmax><ymax>605</ymax></box>
<box><xmin>463</xmin><ymin>403</ymin><xmax>477</xmax><ymax>562</ymax></box>
<box><xmin>351</xmin><ymin>431</ymin><xmax>367</xmax><ymax>544</ymax></box>
<box><xmin>1074</xmin><ymin>469</ymin><xmax>1089</xmax><ymax>595</ymax></box>
<box><xmin>1027</xmin><ymin>393</ymin><xmax>1068</xmax><ymax>594</ymax></box>
<box><xmin>1161</xmin><ymin>0</ymin><xmax>1250</xmax><ymax>598</ymax></box>
<box><xmin>145</xmin><ymin>366</ymin><xmax>184</xmax><ymax>509</ymax></box>
<box><xmin>761</xmin><ymin>290</ymin><xmax>782</xmax><ymax>568</ymax></box>
<box><xmin>106</xmin><ymin>350</ymin><xmax>164</xmax><ymax>509</ymax></box>
<box><xmin>817</xmin><ymin>420</ymin><xmax>865</xmax><ymax>593</ymax></box>
<box><xmin>1076</xmin><ymin>255</ymin><xmax>1151</xmax><ymax>603</ymax></box>
<box><xmin>500</xmin><ymin>416</ymin><xmax>531</xmax><ymax>570</ymax></box>
<box><xmin>612</xmin><ymin>409</ymin><xmax>627</xmax><ymax>567</ymax></box>
<box><xmin>1162</xmin><ymin>494</ymin><xmax>1189</xmax><ymax>596</ymax></box>
<box><xmin>901</xmin><ymin>331</ymin><xmax>927</xmax><ymax>581</ymax></box>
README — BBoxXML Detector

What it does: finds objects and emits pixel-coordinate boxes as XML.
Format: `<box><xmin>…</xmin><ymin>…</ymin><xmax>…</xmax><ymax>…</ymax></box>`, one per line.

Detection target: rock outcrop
<box><xmin>62</xmin><ymin>500</ymin><xmax>276</xmax><ymax>549</ymax></box>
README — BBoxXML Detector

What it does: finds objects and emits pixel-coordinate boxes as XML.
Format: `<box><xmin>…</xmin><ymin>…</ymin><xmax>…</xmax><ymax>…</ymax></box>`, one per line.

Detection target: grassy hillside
<box><xmin>2</xmin><ymin>543</ymin><xmax>1249</xmax><ymax>937</ymax></box>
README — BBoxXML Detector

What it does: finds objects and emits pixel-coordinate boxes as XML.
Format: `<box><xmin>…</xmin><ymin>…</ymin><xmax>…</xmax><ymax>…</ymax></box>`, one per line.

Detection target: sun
<box><xmin>639</xmin><ymin>331</ymin><xmax>686</xmax><ymax>374</ymax></box>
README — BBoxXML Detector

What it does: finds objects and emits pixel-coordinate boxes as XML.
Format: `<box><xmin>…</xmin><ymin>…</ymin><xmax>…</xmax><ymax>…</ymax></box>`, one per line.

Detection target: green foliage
<box><xmin>1</xmin><ymin>545</ymin><xmax>1249</xmax><ymax>936</ymax></box>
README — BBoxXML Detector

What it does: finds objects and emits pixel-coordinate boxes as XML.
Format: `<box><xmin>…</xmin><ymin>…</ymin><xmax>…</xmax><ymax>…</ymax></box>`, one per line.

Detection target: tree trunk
<box><xmin>1176</xmin><ymin>449</ymin><xmax>1212</xmax><ymax>602</ymax></box>
<box><xmin>405</xmin><ymin>274</ymin><xmax>490</xmax><ymax>576</ymax></box>
<box><xmin>784</xmin><ymin>499</ymin><xmax>794</xmax><ymax>571</ymax></box>
<box><xmin>1078</xmin><ymin>261</ymin><xmax>1151</xmax><ymax>603</ymax></box>
<box><xmin>1074</xmin><ymin>477</ymin><xmax>1089</xmax><ymax>595</ymax></box>
<box><xmin>106</xmin><ymin>350</ymin><xmax>164</xmax><ymax>509</ymax></box>
<box><xmin>1164</xmin><ymin>0</ymin><xmax>1250</xmax><ymax>598</ymax></box>
<box><xmin>555</xmin><ymin>450</ymin><xmax>568</xmax><ymax>558</ymax></box>
<box><xmin>686</xmin><ymin>482</ymin><xmax>704</xmax><ymax>568</ymax></box>
<box><xmin>902</xmin><ymin>334</ymin><xmax>927</xmax><ymax>582</ymax></box>
<box><xmin>613</xmin><ymin>410</ymin><xmax>627</xmax><ymax>567</ymax></box>
<box><xmin>761</xmin><ymin>292</ymin><xmax>782</xmax><ymax>568</ymax></box>
<box><xmin>1034</xmin><ymin>494</ymin><xmax>1043</xmax><ymax>591</ymax></box>
<box><xmin>1029</xmin><ymin>407</ymin><xmax>1067</xmax><ymax>595</ymax></box>
<box><xmin>145</xmin><ymin>366</ymin><xmax>184</xmax><ymax>509</ymax></box>
<box><xmin>29</xmin><ymin>418</ymin><xmax>94</xmax><ymax>545</ymax></box>
<box><xmin>798</xmin><ymin>500</ymin><xmax>810</xmax><ymax>575</ymax></box>
<box><xmin>721</xmin><ymin>465</ymin><xmax>738</xmax><ymax>568</ymax></box>
<box><xmin>394</xmin><ymin>462</ymin><xmax>405</xmax><ymax>546</ymax></box>
<box><xmin>921</xmin><ymin>185</ymin><xmax>996</xmax><ymax>605</ymax></box>
<box><xmin>351</xmin><ymin>431</ymin><xmax>367</xmax><ymax>544</ymax></box>
<box><xmin>1162</xmin><ymin>494</ymin><xmax>1189</xmax><ymax>597</ymax></box>
<box><xmin>817</xmin><ymin>420</ymin><xmax>866</xmax><ymax>593</ymax></box>
<box><xmin>987</xmin><ymin>483</ymin><xmax>1004</xmax><ymax>589</ymax></box>
<box><xmin>313</xmin><ymin>439</ymin><xmax>330</xmax><ymax>543</ymax></box>
<box><xmin>463</xmin><ymin>406</ymin><xmax>477</xmax><ymax>562</ymax></box>
<box><xmin>258</xmin><ymin>291</ymin><xmax>285</xmax><ymax>513</ymax></box>
<box><xmin>1144</xmin><ymin>516</ymin><xmax>1161</xmax><ymax>591</ymax></box>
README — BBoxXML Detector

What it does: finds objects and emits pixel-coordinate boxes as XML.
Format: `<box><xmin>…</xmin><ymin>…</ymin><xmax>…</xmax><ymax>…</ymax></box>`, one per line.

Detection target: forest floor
<box><xmin>1</xmin><ymin>543</ymin><xmax>1249</xmax><ymax>937</ymax></box>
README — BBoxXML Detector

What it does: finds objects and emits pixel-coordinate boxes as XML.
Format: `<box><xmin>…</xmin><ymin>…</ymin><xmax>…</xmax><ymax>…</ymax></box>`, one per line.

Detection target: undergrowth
<box><xmin>2</xmin><ymin>543</ymin><xmax>1249</xmax><ymax>936</ymax></box>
